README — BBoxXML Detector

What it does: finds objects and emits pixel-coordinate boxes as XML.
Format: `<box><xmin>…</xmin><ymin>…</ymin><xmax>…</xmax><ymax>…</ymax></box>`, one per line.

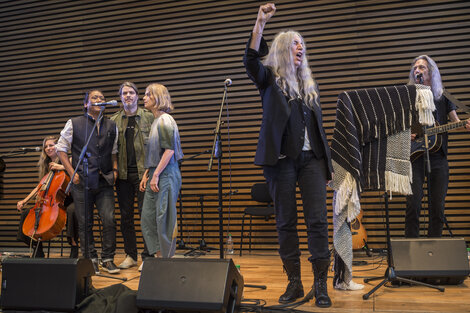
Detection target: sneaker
<box><xmin>92</xmin><ymin>259</ymin><xmax>100</xmax><ymax>274</ymax></box>
<box><xmin>102</xmin><ymin>260</ymin><xmax>120</xmax><ymax>274</ymax></box>
<box><xmin>118</xmin><ymin>255</ymin><xmax>137</xmax><ymax>269</ymax></box>
<box><xmin>138</xmin><ymin>262</ymin><xmax>143</xmax><ymax>272</ymax></box>
<box><xmin>334</xmin><ymin>280</ymin><xmax>364</xmax><ymax>291</ymax></box>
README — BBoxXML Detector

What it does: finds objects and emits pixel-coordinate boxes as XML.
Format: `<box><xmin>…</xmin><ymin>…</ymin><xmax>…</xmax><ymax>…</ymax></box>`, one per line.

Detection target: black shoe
<box><xmin>69</xmin><ymin>246</ymin><xmax>79</xmax><ymax>258</ymax></box>
<box><xmin>102</xmin><ymin>260</ymin><xmax>120</xmax><ymax>274</ymax></box>
<box><xmin>92</xmin><ymin>259</ymin><xmax>100</xmax><ymax>274</ymax></box>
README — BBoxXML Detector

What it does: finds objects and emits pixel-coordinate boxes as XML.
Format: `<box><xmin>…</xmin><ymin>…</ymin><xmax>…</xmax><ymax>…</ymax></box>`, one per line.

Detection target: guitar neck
<box><xmin>426</xmin><ymin>119</ymin><xmax>468</xmax><ymax>136</ymax></box>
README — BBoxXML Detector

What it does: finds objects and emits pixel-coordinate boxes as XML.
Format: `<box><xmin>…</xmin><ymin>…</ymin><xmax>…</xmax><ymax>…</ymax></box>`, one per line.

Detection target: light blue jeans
<box><xmin>141</xmin><ymin>162</ymin><xmax>181</xmax><ymax>258</ymax></box>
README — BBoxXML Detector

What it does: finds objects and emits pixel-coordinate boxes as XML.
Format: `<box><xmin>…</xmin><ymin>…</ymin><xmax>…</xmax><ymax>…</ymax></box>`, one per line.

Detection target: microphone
<box><xmin>90</xmin><ymin>100</ymin><xmax>118</xmax><ymax>106</ymax></box>
<box><xmin>416</xmin><ymin>73</ymin><xmax>423</xmax><ymax>84</ymax></box>
<box><xmin>224</xmin><ymin>78</ymin><xmax>232</xmax><ymax>87</ymax></box>
<box><xmin>20</xmin><ymin>147</ymin><xmax>41</xmax><ymax>152</ymax></box>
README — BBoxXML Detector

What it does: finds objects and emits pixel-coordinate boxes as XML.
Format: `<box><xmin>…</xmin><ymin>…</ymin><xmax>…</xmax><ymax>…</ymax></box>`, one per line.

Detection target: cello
<box><xmin>22</xmin><ymin>169</ymin><xmax>70</xmax><ymax>241</ymax></box>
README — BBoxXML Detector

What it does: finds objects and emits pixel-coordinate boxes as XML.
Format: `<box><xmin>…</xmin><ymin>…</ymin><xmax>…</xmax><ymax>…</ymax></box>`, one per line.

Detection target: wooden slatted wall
<box><xmin>0</xmin><ymin>0</ymin><xmax>469</xmax><ymax>254</ymax></box>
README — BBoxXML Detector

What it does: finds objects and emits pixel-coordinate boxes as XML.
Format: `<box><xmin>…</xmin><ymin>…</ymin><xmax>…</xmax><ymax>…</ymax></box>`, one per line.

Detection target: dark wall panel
<box><xmin>1</xmin><ymin>0</ymin><xmax>469</xmax><ymax>253</ymax></box>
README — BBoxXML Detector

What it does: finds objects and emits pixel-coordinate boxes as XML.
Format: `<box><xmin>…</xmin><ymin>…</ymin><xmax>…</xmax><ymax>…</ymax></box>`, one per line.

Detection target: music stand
<box><xmin>176</xmin><ymin>150</ymin><xmax>210</xmax><ymax>252</ymax></box>
<box><xmin>362</xmin><ymin>192</ymin><xmax>444</xmax><ymax>300</ymax></box>
<box><xmin>181</xmin><ymin>193</ymin><xmax>219</xmax><ymax>257</ymax></box>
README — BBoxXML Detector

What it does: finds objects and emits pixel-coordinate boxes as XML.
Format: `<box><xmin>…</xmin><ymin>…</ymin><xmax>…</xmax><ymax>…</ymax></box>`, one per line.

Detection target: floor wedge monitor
<box><xmin>391</xmin><ymin>238</ymin><xmax>470</xmax><ymax>285</ymax></box>
<box><xmin>1</xmin><ymin>258</ymin><xmax>94</xmax><ymax>312</ymax></box>
<box><xmin>137</xmin><ymin>258</ymin><xmax>243</xmax><ymax>313</ymax></box>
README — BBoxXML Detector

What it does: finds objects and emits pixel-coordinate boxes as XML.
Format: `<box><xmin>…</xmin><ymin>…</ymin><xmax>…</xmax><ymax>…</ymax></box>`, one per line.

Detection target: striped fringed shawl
<box><xmin>330</xmin><ymin>84</ymin><xmax>434</xmax><ymax>286</ymax></box>
<box><xmin>330</xmin><ymin>84</ymin><xmax>435</xmax><ymax>221</ymax></box>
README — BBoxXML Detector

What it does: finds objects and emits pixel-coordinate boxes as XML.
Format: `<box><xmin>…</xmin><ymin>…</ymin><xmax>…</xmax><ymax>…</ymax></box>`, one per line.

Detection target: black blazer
<box><xmin>243</xmin><ymin>34</ymin><xmax>333</xmax><ymax>179</ymax></box>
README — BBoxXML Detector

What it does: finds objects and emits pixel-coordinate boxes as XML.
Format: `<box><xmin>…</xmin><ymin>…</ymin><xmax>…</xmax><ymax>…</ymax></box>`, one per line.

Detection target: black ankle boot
<box><xmin>69</xmin><ymin>245</ymin><xmax>79</xmax><ymax>258</ymax></box>
<box><xmin>279</xmin><ymin>259</ymin><xmax>304</xmax><ymax>304</ymax></box>
<box><xmin>312</xmin><ymin>259</ymin><xmax>332</xmax><ymax>308</ymax></box>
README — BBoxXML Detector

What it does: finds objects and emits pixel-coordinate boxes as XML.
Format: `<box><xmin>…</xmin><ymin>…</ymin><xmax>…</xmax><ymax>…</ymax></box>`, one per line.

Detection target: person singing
<box><xmin>406</xmin><ymin>55</ymin><xmax>470</xmax><ymax>238</ymax></box>
<box><xmin>17</xmin><ymin>135</ymin><xmax>78</xmax><ymax>258</ymax></box>
<box><xmin>139</xmin><ymin>83</ymin><xmax>183</xmax><ymax>262</ymax></box>
<box><xmin>57</xmin><ymin>89</ymin><xmax>120</xmax><ymax>274</ymax></box>
<box><xmin>244</xmin><ymin>3</ymin><xmax>333</xmax><ymax>308</ymax></box>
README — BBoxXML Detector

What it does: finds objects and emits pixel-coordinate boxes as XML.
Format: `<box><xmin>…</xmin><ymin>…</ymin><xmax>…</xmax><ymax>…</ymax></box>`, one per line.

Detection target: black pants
<box><xmin>17</xmin><ymin>209</ymin><xmax>44</xmax><ymax>257</ymax></box>
<box><xmin>116</xmin><ymin>171</ymin><xmax>150</xmax><ymax>260</ymax></box>
<box><xmin>265</xmin><ymin>151</ymin><xmax>330</xmax><ymax>263</ymax></box>
<box><xmin>405</xmin><ymin>151</ymin><xmax>449</xmax><ymax>238</ymax></box>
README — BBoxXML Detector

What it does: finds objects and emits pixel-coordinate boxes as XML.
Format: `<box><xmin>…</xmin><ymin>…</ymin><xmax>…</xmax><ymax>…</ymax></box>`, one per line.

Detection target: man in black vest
<box><xmin>57</xmin><ymin>89</ymin><xmax>120</xmax><ymax>274</ymax></box>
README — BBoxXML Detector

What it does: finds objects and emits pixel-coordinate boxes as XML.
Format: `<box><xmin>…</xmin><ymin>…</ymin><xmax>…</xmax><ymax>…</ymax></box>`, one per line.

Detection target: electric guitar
<box><xmin>351</xmin><ymin>210</ymin><xmax>367</xmax><ymax>250</ymax></box>
<box><xmin>410</xmin><ymin>118</ymin><xmax>469</xmax><ymax>162</ymax></box>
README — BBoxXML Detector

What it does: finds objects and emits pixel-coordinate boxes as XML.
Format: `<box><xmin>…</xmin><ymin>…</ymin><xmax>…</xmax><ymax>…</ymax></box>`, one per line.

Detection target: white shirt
<box><xmin>56</xmin><ymin>115</ymin><xmax>118</xmax><ymax>154</ymax></box>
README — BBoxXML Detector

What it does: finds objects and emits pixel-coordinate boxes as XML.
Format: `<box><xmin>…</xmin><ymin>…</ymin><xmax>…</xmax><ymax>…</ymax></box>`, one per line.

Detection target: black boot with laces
<box><xmin>312</xmin><ymin>258</ymin><xmax>332</xmax><ymax>308</ymax></box>
<box><xmin>279</xmin><ymin>259</ymin><xmax>304</xmax><ymax>303</ymax></box>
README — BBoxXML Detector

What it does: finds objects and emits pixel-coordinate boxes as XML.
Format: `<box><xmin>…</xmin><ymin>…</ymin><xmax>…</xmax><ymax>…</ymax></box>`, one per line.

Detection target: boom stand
<box><xmin>362</xmin><ymin>192</ymin><xmax>443</xmax><ymax>300</ymax></box>
<box><xmin>65</xmin><ymin>108</ymin><xmax>125</xmax><ymax>282</ymax></box>
<box><xmin>208</xmin><ymin>83</ymin><xmax>230</xmax><ymax>259</ymax></box>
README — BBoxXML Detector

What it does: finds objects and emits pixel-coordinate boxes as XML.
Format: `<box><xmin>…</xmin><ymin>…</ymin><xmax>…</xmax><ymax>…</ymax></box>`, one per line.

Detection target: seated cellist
<box><xmin>16</xmin><ymin>135</ymin><xmax>79</xmax><ymax>258</ymax></box>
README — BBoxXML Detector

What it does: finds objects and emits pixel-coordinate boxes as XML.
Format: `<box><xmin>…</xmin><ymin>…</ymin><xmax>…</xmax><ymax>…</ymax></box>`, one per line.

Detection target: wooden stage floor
<box><xmin>97</xmin><ymin>250</ymin><xmax>470</xmax><ymax>312</ymax></box>
<box><xmin>1</xmin><ymin>250</ymin><xmax>469</xmax><ymax>312</ymax></box>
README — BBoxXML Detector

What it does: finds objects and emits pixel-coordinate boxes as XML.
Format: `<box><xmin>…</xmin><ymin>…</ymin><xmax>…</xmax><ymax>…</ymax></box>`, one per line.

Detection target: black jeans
<box><xmin>115</xmin><ymin>171</ymin><xmax>150</xmax><ymax>260</ymax></box>
<box><xmin>71</xmin><ymin>178</ymin><xmax>116</xmax><ymax>261</ymax></box>
<box><xmin>405</xmin><ymin>152</ymin><xmax>449</xmax><ymax>238</ymax></box>
<box><xmin>17</xmin><ymin>209</ymin><xmax>44</xmax><ymax>257</ymax></box>
<box><xmin>265</xmin><ymin>151</ymin><xmax>330</xmax><ymax>263</ymax></box>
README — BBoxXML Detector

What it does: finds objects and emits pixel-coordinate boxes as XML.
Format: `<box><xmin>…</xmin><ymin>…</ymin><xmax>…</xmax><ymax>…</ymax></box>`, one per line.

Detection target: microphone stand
<box><xmin>208</xmin><ymin>83</ymin><xmax>229</xmax><ymax>260</ymax></box>
<box><xmin>0</xmin><ymin>149</ymin><xmax>39</xmax><ymax>173</ymax></box>
<box><xmin>418</xmin><ymin>76</ymin><xmax>452</xmax><ymax>237</ymax></box>
<box><xmin>176</xmin><ymin>149</ymin><xmax>210</xmax><ymax>251</ymax></box>
<box><xmin>65</xmin><ymin>108</ymin><xmax>126</xmax><ymax>282</ymax></box>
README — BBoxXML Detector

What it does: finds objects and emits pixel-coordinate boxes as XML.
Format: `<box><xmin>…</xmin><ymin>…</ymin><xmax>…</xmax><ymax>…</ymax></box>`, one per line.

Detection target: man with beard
<box><xmin>111</xmin><ymin>82</ymin><xmax>154</xmax><ymax>270</ymax></box>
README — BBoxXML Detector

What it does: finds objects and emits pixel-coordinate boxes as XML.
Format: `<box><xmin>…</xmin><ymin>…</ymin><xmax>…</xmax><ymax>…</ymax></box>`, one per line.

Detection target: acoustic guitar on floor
<box><xmin>410</xmin><ymin>118</ymin><xmax>469</xmax><ymax>162</ymax></box>
<box><xmin>351</xmin><ymin>210</ymin><xmax>367</xmax><ymax>250</ymax></box>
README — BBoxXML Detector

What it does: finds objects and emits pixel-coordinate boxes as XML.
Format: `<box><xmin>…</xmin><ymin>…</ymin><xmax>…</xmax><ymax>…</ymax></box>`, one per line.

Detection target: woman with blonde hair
<box><xmin>17</xmin><ymin>135</ymin><xmax>79</xmax><ymax>257</ymax></box>
<box><xmin>139</xmin><ymin>83</ymin><xmax>183</xmax><ymax>265</ymax></box>
<box><xmin>244</xmin><ymin>3</ymin><xmax>333</xmax><ymax>308</ymax></box>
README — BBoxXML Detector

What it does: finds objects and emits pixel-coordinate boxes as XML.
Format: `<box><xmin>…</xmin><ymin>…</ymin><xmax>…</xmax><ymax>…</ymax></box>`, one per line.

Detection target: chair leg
<box><xmin>46</xmin><ymin>240</ymin><xmax>51</xmax><ymax>258</ymax></box>
<box><xmin>249</xmin><ymin>215</ymin><xmax>253</xmax><ymax>253</ymax></box>
<box><xmin>60</xmin><ymin>229</ymin><xmax>64</xmax><ymax>257</ymax></box>
<box><xmin>240</xmin><ymin>213</ymin><xmax>246</xmax><ymax>256</ymax></box>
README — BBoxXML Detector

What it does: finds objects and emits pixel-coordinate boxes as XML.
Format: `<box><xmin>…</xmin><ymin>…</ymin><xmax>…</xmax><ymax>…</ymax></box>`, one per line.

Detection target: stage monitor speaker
<box><xmin>391</xmin><ymin>238</ymin><xmax>470</xmax><ymax>285</ymax></box>
<box><xmin>137</xmin><ymin>258</ymin><xmax>243</xmax><ymax>313</ymax></box>
<box><xmin>1</xmin><ymin>258</ymin><xmax>94</xmax><ymax>312</ymax></box>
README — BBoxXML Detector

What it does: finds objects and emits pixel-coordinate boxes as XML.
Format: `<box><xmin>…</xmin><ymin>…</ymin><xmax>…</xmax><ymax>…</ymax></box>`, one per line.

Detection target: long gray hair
<box><xmin>263</xmin><ymin>30</ymin><xmax>320</xmax><ymax>109</ymax></box>
<box><xmin>408</xmin><ymin>55</ymin><xmax>443</xmax><ymax>99</ymax></box>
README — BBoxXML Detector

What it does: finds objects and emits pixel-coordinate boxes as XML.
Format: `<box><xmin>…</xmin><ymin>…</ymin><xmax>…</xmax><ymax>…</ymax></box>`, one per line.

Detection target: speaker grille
<box><xmin>137</xmin><ymin>258</ymin><xmax>243</xmax><ymax>312</ymax></box>
<box><xmin>391</xmin><ymin>238</ymin><xmax>470</xmax><ymax>284</ymax></box>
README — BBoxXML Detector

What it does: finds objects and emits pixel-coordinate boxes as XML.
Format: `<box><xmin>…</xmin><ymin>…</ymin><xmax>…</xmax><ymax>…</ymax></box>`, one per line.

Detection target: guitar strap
<box><xmin>443</xmin><ymin>89</ymin><xmax>470</xmax><ymax>114</ymax></box>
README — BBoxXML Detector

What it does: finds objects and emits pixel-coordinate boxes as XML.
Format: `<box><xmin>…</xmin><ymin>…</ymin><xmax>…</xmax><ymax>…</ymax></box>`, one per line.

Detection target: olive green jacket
<box><xmin>110</xmin><ymin>107</ymin><xmax>154</xmax><ymax>180</ymax></box>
